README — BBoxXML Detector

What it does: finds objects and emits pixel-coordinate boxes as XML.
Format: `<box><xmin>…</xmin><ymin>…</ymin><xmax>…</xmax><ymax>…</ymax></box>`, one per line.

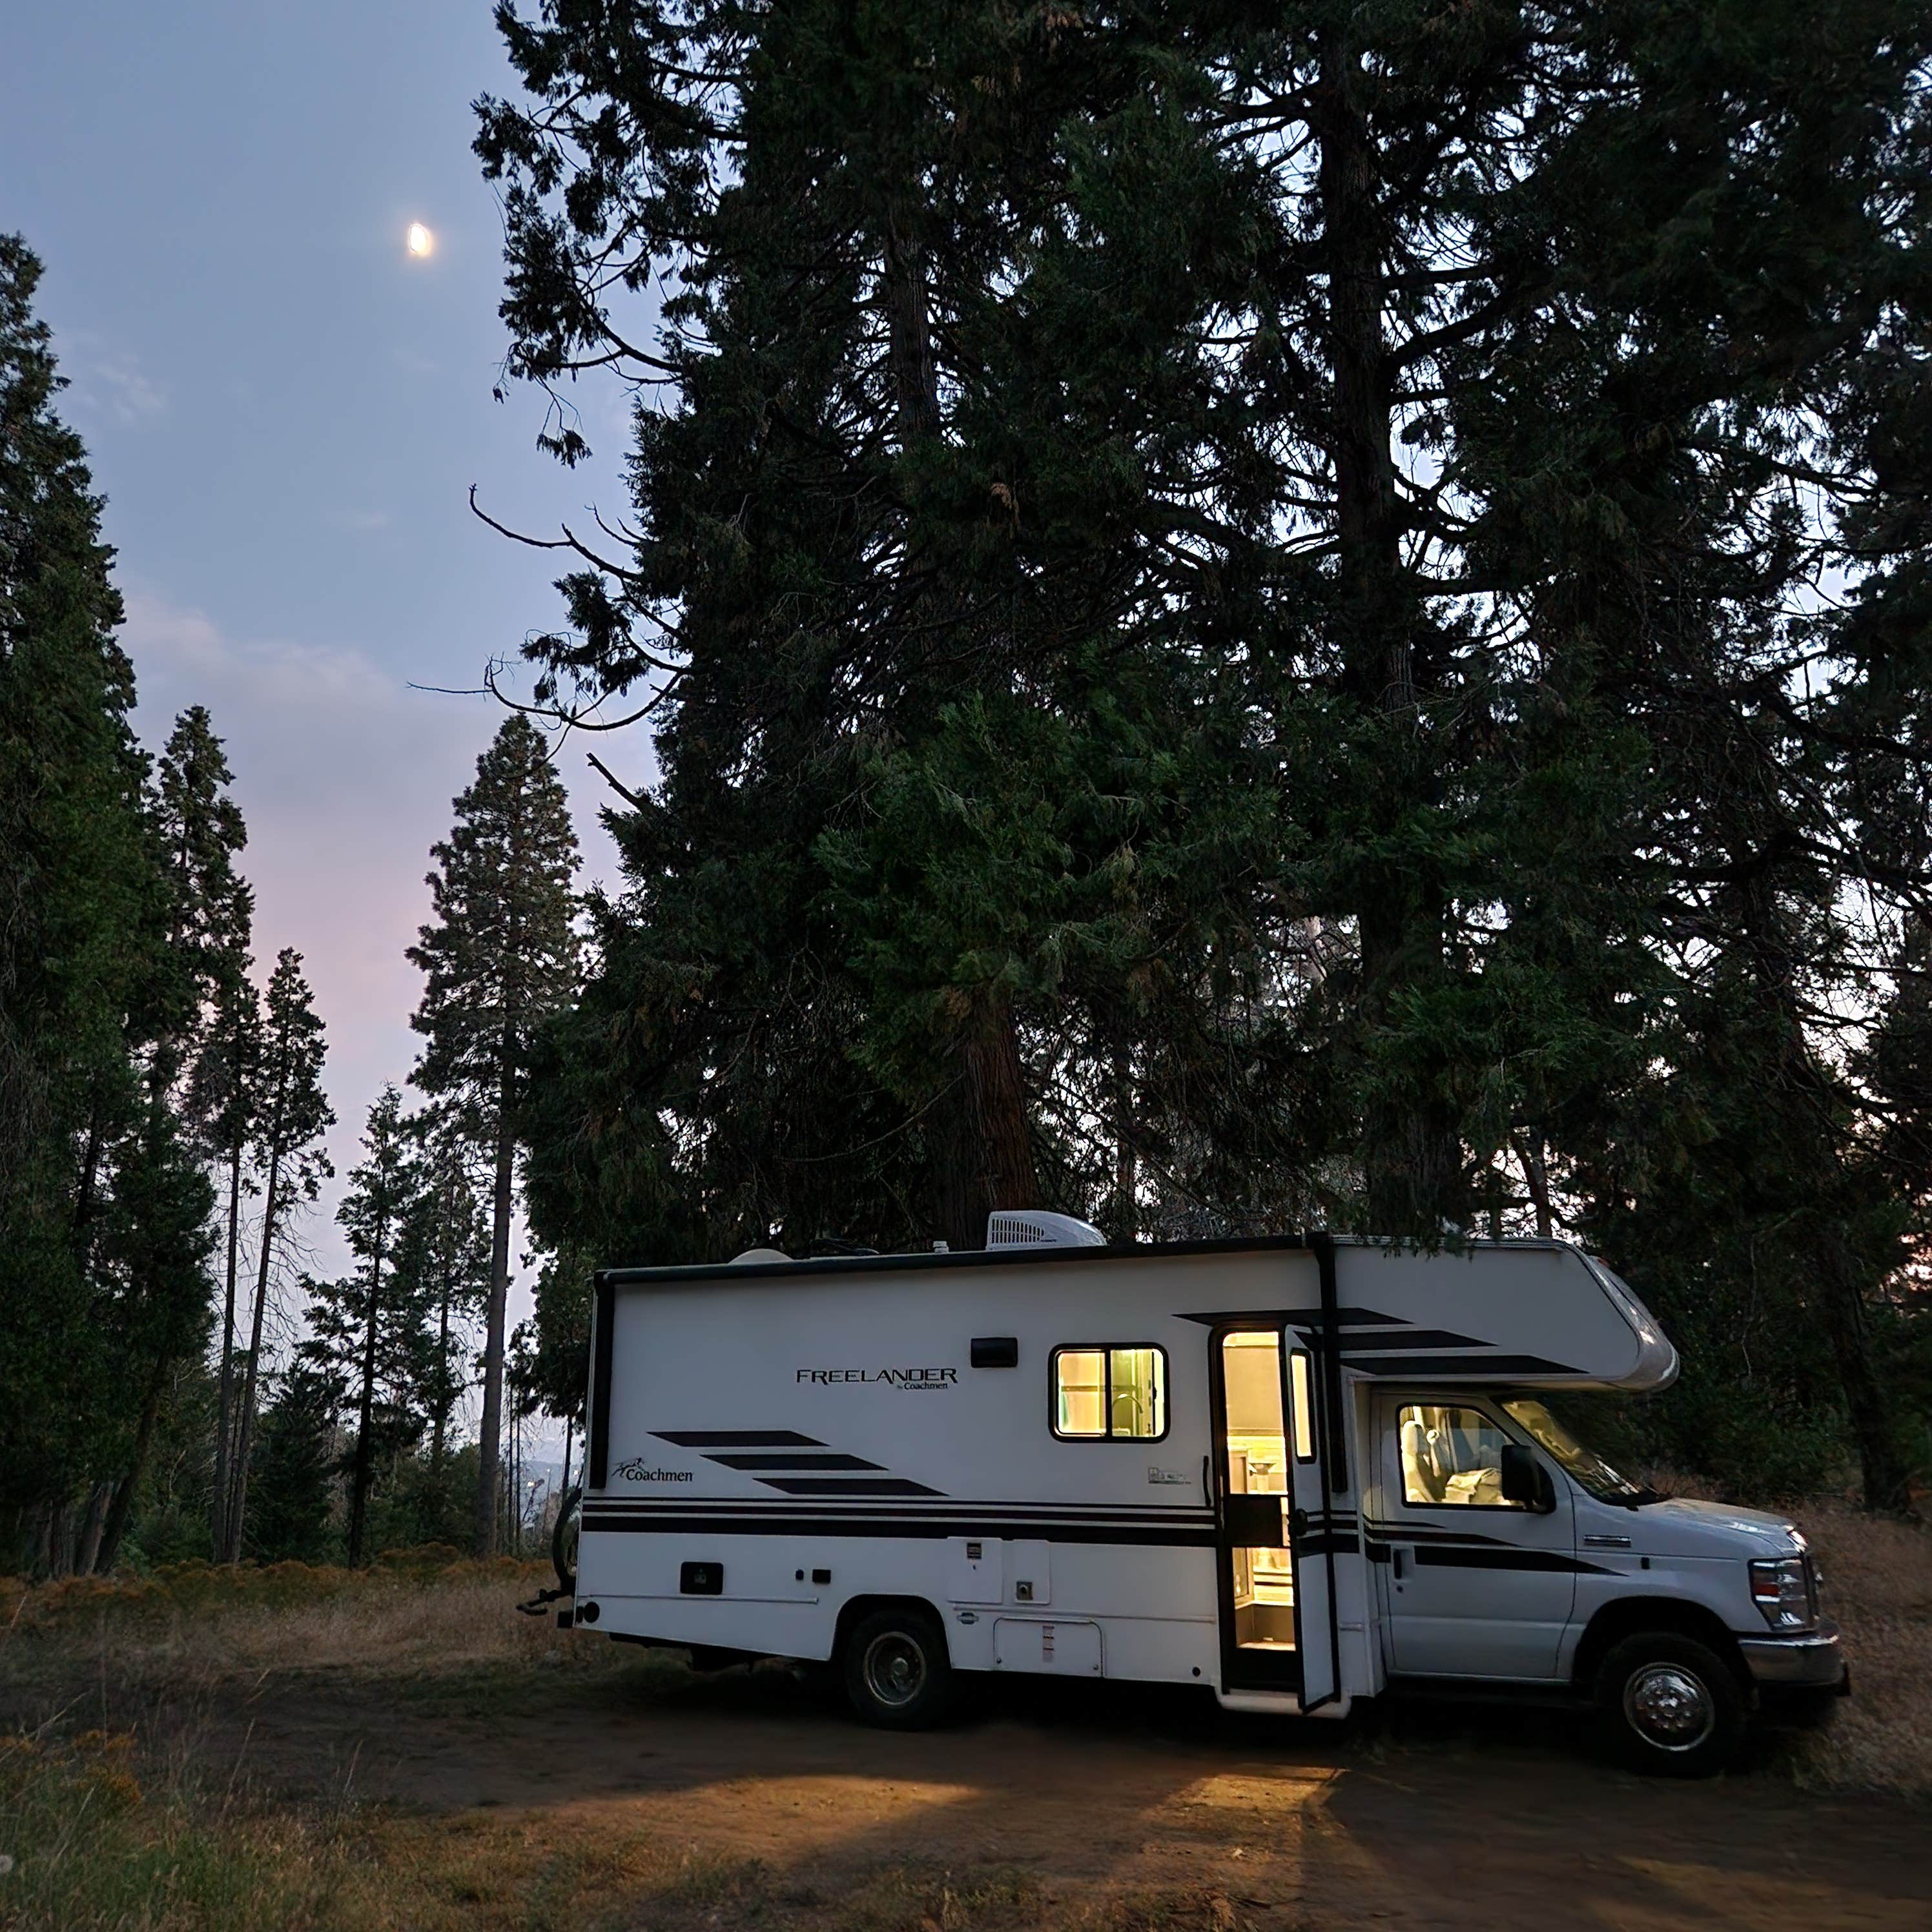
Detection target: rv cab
<box><xmin>562</xmin><ymin>1219</ymin><xmax>1846</xmax><ymax>1776</ymax></box>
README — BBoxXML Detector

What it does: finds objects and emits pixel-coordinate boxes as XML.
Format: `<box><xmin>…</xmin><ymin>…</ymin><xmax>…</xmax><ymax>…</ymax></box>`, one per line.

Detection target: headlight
<box><xmin>1749</xmin><ymin>1556</ymin><xmax>1816</xmax><ymax>1630</ymax></box>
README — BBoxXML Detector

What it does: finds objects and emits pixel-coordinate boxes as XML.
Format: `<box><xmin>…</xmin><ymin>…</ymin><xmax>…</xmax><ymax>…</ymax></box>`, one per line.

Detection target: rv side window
<box><xmin>1289</xmin><ymin>1350</ymin><xmax>1317</xmax><ymax>1461</ymax></box>
<box><xmin>1053</xmin><ymin>1347</ymin><xmax>1167</xmax><ymax>1441</ymax></box>
<box><xmin>1397</xmin><ymin>1404</ymin><xmax>1525</xmax><ymax>1508</ymax></box>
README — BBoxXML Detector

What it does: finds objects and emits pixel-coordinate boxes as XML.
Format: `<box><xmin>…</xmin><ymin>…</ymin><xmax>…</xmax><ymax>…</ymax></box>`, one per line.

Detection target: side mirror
<box><xmin>1500</xmin><ymin>1443</ymin><xmax>1552</xmax><ymax>1511</ymax></box>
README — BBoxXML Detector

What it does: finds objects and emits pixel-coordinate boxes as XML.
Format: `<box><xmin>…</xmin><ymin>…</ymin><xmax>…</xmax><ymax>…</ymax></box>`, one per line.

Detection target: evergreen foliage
<box><xmin>408</xmin><ymin>713</ymin><xmax>579</xmax><ymax>1553</ymax></box>
<box><xmin>402</xmin><ymin>1105</ymin><xmax>493</xmax><ymax>1475</ymax></box>
<box><xmin>0</xmin><ymin>236</ymin><xmax>225</xmax><ymax>1569</ymax></box>
<box><xmin>302</xmin><ymin>1087</ymin><xmax>424</xmax><ymax>1565</ymax></box>
<box><xmin>221</xmin><ymin>947</ymin><xmax>333</xmax><ymax>1561</ymax></box>
<box><xmin>480</xmin><ymin>1</ymin><xmax>1932</xmax><ymax>1501</ymax></box>
<box><xmin>242</xmin><ymin>1364</ymin><xmax>338</xmax><ymax>1566</ymax></box>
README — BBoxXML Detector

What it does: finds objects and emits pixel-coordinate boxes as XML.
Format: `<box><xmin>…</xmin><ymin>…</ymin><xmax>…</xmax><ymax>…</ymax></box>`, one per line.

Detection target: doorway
<box><xmin>1210</xmin><ymin>1328</ymin><xmax>1301</xmax><ymax>1690</ymax></box>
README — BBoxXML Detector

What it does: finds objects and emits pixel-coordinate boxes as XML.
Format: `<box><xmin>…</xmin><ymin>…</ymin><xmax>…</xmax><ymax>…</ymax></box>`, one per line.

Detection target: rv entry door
<box><xmin>1210</xmin><ymin>1326</ymin><xmax>1337</xmax><ymax>1704</ymax></box>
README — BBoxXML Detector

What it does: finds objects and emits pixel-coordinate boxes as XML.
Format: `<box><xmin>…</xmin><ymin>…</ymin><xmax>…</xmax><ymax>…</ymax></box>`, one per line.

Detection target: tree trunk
<box><xmin>1514</xmin><ymin>1133</ymin><xmax>1554</xmax><ymax>1240</ymax></box>
<box><xmin>1316</xmin><ymin>28</ymin><xmax>1461</xmax><ymax>1237</ymax></box>
<box><xmin>211</xmin><ymin>1144</ymin><xmax>243</xmax><ymax>1554</ymax></box>
<box><xmin>43</xmin><ymin>1501</ymin><xmax>76</xmax><ymax>1579</ymax></box>
<box><xmin>1816</xmin><ymin>1230</ymin><xmax>1911</xmax><ymax>1512</ymax></box>
<box><xmin>879</xmin><ymin>196</ymin><xmax>1040</xmax><ymax>1247</ymax></box>
<box><xmin>346</xmin><ymin>1247</ymin><xmax>383</xmax><ymax>1567</ymax></box>
<box><xmin>431</xmin><ymin>1244</ymin><xmax>453</xmax><ymax>1475</ymax></box>
<box><xmin>70</xmin><ymin>1087</ymin><xmax>105</xmax><ymax>1262</ymax></box>
<box><xmin>94</xmin><ymin>1358</ymin><xmax>166</xmax><ymax>1574</ymax></box>
<box><xmin>1735</xmin><ymin>875</ymin><xmax>1909</xmax><ymax>1513</ymax></box>
<box><xmin>226</xmin><ymin>1149</ymin><xmax>282</xmax><ymax>1562</ymax></box>
<box><xmin>1111</xmin><ymin>1044</ymin><xmax>1138</xmax><ymax>1242</ymax></box>
<box><xmin>931</xmin><ymin>995</ymin><xmax>1038</xmax><ymax>1250</ymax></box>
<box><xmin>474</xmin><ymin>1079</ymin><xmax>515</xmax><ymax>1557</ymax></box>
<box><xmin>74</xmin><ymin>1481</ymin><xmax>112</xmax><ymax>1576</ymax></box>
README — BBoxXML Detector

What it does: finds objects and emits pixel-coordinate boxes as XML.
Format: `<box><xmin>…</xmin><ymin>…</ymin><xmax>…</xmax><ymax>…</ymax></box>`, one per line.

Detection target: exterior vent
<box><xmin>985</xmin><ymin>1211</ymin><xmax>1106</xmax><ymax>1251</ymax></box>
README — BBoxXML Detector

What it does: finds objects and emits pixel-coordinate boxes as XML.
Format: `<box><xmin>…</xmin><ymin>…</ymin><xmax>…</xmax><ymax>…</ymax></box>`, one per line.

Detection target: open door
<box><xmin>1210</xmin><ymin>1328</ymin><xmax>1300</xmax><ymax>1692</ymax></box>
<box><xmin>1209</xmin><ymin>1326</ymin><xmax>1342</xmax><ymax>1705</ymax></box>
<box><xmin>1286</xmin><ymin>1343</ymin><xmax>1340</xmax><ymax>1711</ymax></box>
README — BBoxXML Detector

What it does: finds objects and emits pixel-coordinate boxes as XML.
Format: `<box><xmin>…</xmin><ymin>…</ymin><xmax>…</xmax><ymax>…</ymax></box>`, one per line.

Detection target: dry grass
<box><xmin>0</xmin><ymin>1552</ymin><xmax>617</xmax><ymax>1689</ymax></box>
<box><xmin>0</xmin><ymin>1545</ymin><xmax>649</xmax><ymax>1731</ymax></box>
<box><xmin>0</xmin><ymin>1731</ymin><xmax>1271</xmax><ymax>1932</ymax></box>
<box><xmin>1630</xmin><ymin>1477</ymin><xmax>1932</xmax><ymax>1796</ymax></box>
<box><xmin>1</xmin><ymin>1512</ymin><xmax>1927</xmax><ymax>1928</ymax></box>
<box><xmin>1780</xmin><ymin>1499</ymin><xmax>1932</xmax><ymax>1796</ymax></box>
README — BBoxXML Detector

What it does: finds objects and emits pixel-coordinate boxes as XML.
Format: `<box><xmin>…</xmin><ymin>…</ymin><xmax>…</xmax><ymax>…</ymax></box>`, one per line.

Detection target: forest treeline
<box><xmin>0</xmin><ymin>238</ymin><xmax>580</xmax><ymax>1572</ymax></box>
<box><xmin>482</xmin><ymin>0</ymin><xmax>1932</xmax><ymax>1507</ymax></box>
<box><xmin>6</xmin><ymin>2</ymin><xmax>1932</xmax><ymax>1573</ymax></box>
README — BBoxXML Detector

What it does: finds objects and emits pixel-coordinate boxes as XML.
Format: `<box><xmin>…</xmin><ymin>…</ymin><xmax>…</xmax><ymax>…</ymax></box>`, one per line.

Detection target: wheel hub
<box><xmin>863</xmin><ymin>1632</ymin><xmax>927</xmax><ymax>1707</ymax></box>
<box><xmin>1624</xmin><ymin>1661</ymin><xmax>1716</xmax><ymax>1751</ymax></box>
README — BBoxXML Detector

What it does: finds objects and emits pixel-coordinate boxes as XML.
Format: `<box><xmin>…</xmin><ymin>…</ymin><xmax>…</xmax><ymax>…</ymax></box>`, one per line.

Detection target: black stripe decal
<box><xmin>653</xmin><ymin>1430</ymin><xmax>825</xmax><ymax>1448</ymax></box>
<box><xmin>1298</xmin><ymin>1533</ymin><xmax>1359</xmax><ymax>1556</ymax></box>
<box><xmin>1323</xmin><ymin>1329</ymin><xmax>1486</xmax><ymax>1353</ymax></box>
<box><xmin>1364</xmin><ymin>1523</ymin><xmax>1510</xmax><ymax>1545</ymax></box>
<box><xmin>589</xmin><ymin>1499</ymin><xmax>1214</xmax><ymax>1519</ymax></box>
<box><xmin>1339</xmin><ymin>1353</ymin><xmax>1579</xmax><ymax>1377</ymax></box>
<box><xmin>1415</xmin><ymin>1546</ymin><xmax>1614</xmax><ymax>1576</ymax></box>
<box><xmin>589</xmin><ymin>1275</ymin><xmax>615</xmax><ymax>1488</ymax></box>
<box><xmin>1178</xmin><ymin>1304</ymin><xmax>1402</xmax><ymax>1328</ymax></box>
<box><xmin>582</xmin><ymin>1514</ymin><xmax>1217</xmax><ymax>1547</ymax></box>
<box><xmin>754</xmin><ymin>1477</ymin><xmax>942</xmax><ymax>1497</ymax></box>
<box><xmin>1364</xmin><ymin>1539</ymin><xmax>1614</xmax><ymax>1576</ymax></box>
<box><xmin>704</xmin><ymin>1453</ymin><xmax>883</xmax><ymax>1472</ymax></box>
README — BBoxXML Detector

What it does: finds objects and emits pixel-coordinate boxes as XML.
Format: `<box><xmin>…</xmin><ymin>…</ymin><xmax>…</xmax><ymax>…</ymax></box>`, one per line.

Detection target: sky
<box><xmin>2</xmin><ymin>2</ymin><xmax>652</xmax><ymax>1397</ymax></box>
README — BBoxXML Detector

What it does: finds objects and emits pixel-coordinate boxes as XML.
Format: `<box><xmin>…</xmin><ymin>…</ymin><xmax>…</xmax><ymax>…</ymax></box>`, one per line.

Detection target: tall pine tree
<box><xmin>0</xmin><ymin>236</ymin><xmax>222</xmax><ymax>1570</ymax></box>
<box><xmin>408</xmin><ymin>714</ymin><xmax>578</xmax><ymax>1554</ymax></box>
<box><xmin>223</xmin><ymin>947</ymin><xmax>331</xmax><ymax>1561</ymax></box>
<box><xmin>303</xmin><ymin>1086</ymin><xmax>420</xmax><ymax>1565</ymax></box>
<box><xmin>402</xmin><ymin>1105</ymin><xmax>491</xmax><ymax>1479</ymax></box>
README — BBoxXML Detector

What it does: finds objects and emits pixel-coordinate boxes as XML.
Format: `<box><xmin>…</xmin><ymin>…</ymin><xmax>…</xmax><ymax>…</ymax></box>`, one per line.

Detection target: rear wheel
<box><xmin>1595</xmin><ymin>1632</ymin><xmax>1745</xmax><ymax>1778</ymax></box>
<box><xmin>842</xmin><ymin>1606</ymin><xmax>953</xmax><ymax>1729</ymax></box>
<box><xmin>551</xmin><ymin>1485</ymin><xmax>582</xmax><ymax>1594</ymax></box>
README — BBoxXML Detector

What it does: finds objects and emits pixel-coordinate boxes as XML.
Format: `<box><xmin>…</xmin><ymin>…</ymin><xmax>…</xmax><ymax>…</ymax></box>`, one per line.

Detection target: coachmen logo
<box><xmin>613</xmin><ymin>1460</ymin><xmax>695</xmax><ymax>1483</ymax></box>
<box><xmin>796</xmin><ymin>1366</ymin><xmax>958</xmax><ymax>1391</ymax></box>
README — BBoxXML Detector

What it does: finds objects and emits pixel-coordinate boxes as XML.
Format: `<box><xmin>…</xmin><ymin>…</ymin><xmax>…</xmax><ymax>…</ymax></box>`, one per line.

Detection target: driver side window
<box><xmin>1398</xmin><ymin>1404</ymin><xmax>1524</xmax><ymax>1509</ymax></box>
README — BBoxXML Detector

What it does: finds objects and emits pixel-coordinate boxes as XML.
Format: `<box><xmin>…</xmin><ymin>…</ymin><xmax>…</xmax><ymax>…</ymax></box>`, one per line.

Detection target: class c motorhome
<box><xmin>560</xmin><ymin>1217</ymin><xmax>1847</xmax><ymax>1776</ymax></box>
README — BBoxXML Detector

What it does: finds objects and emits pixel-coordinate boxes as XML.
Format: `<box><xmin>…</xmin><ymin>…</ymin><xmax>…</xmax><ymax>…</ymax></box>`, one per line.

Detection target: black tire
<box><xmin>551</xmin><ymin>1485</ymin><xmax>582</xmax><ymax>1593</ymax></box>
<box><xmin>1594</xmin><ymin>1632</ymin><xmax>1747</xmax><ymax>1778</ymax></box>
<box><xmin>841</xmin><ymin>1605</ymin><xmax>954</xmax><ymax>1730</ymax></box>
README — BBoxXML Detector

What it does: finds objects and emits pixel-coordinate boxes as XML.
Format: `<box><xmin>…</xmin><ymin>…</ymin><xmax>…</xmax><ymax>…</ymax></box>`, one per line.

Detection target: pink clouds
<box><xmin>123</xmin><ymin>587</ymin><xmax>624</xmax><ymax>1315</ymax></box>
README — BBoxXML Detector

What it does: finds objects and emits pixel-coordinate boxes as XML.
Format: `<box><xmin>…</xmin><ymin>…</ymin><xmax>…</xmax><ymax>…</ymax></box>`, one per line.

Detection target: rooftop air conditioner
<box><xmin>984</xmin><ymin>1210</ymin><xmax>1107</xmax><ymax>1251</ymax></box>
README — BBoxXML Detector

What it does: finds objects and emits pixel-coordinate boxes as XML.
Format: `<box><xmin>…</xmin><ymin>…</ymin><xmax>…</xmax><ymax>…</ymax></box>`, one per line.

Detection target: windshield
<box><xmin>1502</xmin><ymin>1399</ymin><xmax>1648</xmax><ymax>1505</ymax></box>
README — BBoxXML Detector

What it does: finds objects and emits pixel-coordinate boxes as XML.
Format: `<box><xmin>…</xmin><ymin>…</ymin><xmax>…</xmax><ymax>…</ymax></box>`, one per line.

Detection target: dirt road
<box><xmin>161</xmin><ymin>1661</ymin><xmax>1929</xmax><ymax>1930</ymax></box>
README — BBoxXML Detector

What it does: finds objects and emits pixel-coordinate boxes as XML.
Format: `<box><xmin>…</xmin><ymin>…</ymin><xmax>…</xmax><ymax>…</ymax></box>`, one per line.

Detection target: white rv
<box><xmin>560</xmin><ymin>1217</ymin><xmax>1846</xmax><ymax>1775</ymax></box>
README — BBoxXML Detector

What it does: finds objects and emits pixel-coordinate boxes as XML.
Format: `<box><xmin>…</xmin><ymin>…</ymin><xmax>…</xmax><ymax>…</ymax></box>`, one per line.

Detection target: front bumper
<box><xmin>1737</xmin><ymin>1621</ymin><xmax>1846</xmax><ymax>1689</ymax></box>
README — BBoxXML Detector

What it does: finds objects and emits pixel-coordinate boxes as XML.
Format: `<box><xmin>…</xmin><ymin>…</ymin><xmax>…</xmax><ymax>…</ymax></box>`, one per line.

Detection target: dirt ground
<box><xmin>82</xmin><ymin>1657</ymin><xmax>1931</xmax><ymax>1932</ymax></box>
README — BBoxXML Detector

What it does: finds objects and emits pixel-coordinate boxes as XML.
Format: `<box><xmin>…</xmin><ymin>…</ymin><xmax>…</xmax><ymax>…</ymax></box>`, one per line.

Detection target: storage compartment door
<box><xmin>945</xmin><ymin>1536</ymin><xmax>1005</xmax><ymax>1605</ymax></box>
<box><xmin>992</xmin><ymin>1619</ymin><xmax>1102</xmax><ymax>1676</ymax></box>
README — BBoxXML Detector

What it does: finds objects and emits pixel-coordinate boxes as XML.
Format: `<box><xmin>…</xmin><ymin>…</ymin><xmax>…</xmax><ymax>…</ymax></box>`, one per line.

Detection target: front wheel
<box><xmin>841</xmin><ymin>1606</ymin><xmax>954</xmax><ymax>1730</ymax></box>
<box><xmin>1595</xmin><ymin>1632</ymin><xmax>1746</xmax><ymax>1778</ymax></box>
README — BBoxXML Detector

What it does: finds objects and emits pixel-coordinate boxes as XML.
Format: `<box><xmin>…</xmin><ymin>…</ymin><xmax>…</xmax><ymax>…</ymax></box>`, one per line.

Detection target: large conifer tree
<box><xmin>305</xmin><ymin>1085</ymin><xmax>421</xmax><ymax>1565</ymax></box>
<box><xmin>480</xmin><ymin>0</ymin><xmax>1298</xmax><ymax>1253</ymax></box>
<box><xmin>223</xmin><ymin>947</ymin><xmax>332</xmax><ymax>1560</ymax></box>
<box><xmin>479</xmin><ymin>4</ymin><xmax>1932</xmax><ymax>1501</ymax></box>
<box><xmin>0</xmin><ymin>236</ymin><xmax>221</xmax><ymax>1568</ymax></box>
<box><xmin>408</xmin><ymin>714</ymin><xmax>578</xmax><ymax>1555</ymax></box>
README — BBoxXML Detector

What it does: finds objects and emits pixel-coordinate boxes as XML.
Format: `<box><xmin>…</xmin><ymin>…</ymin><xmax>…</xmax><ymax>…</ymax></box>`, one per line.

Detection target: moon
<box><xmin>406</xmin><ymin>222</ymin><xmax>435</xmax><ymax>258</ymax></box>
